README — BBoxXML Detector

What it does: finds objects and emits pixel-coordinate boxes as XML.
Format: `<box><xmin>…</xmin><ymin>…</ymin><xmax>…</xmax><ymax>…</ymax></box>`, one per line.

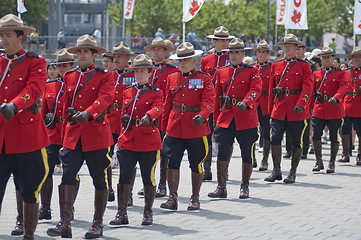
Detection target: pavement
<box><xmin>1</xmin><ymin>140</ymin><xmax>361</xmax><ymax>240</ymax></box>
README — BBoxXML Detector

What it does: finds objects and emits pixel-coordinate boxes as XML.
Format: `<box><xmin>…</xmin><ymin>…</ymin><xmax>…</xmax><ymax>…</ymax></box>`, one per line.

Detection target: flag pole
<box><xmin>275</xmin><ymin>24</ymin><xmax>278</xmax><ymax>49</ymax></box>
<box><xmin>183</xmin><ymin>22</ymin><xmax>185</xmax><ymax>43</ymax></box>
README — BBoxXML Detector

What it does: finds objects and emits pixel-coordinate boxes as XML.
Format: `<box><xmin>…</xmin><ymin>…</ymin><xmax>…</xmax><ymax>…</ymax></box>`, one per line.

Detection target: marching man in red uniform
<box><xmin>208</xmin><ymin>38</ymin><xmax>261</xmax><ymax>199</ymax></box>
<box><xmin>47</xmin><ymin>34</ymin><xmax>114</xmax><ymax>239</ymax></box>
<box><xmin>200</xmin><ymin>26</ymin><xmax>234</xmax><ymax>180</ymax></box>
<box><xmin>143</xmin><ymin>37</ymin><xmax>178</xmax><ymax>197</ymax></box>
<box><xmin>251</xmin><ymin>40</ymin><xmax>274</xmax><ymax>171</ymax></box>
<box><xmin>0</xmin><ymin>14</ymin><xmax>50</xmax><ymax>240</ymax></box>
<box><xmin>339</xmin><ymin>47</ymin><xmax>361</xmax><ymax>165</ymax></box>
<box><xmin>266</xmin><ymin>34</ymin><xmax>313</xmax><ymax>184</ymax></box>
<box><xmin>109</xmin><ymin>54</ymin><xmax>164</xmax><ymax>226</ymax></box>
<box><xmin>311</xmin><ymin>47</ymin><xmax>348</xmax><ymax>173</ymax></box>
<box><xmin>160</xmin><ymin>42</ymin><xmax>215</xmax><ymax>211</ymax></box>
<box><xmin>107</xmin><ymin>42</ymin><xmax>135</xmax><ymax>203</ymax></box>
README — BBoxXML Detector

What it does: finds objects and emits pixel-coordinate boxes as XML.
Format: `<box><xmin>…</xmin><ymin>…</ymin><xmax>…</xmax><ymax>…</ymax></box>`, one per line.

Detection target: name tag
<box><xmin>123</xmin><ymin>77</ymin><xmax>136</xmax><ymax>85</ymax></box>
<box><xmin>189</xmin><ymin>79</ymin><xmax>203</xmax><ymax>89</ymax></box>
<box><xmin>225</xmin><ymin>60</ymin><xmax>230</xmax><ymax>65</ymax></box>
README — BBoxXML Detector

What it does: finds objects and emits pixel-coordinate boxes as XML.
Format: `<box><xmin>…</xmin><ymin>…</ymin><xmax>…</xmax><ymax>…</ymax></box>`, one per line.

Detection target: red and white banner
<box><xmin>276</xmin><ymin>0</ymin><xmax>287</xmax><ymax>25</ymax></box>
<box><xmin>124</xmin><ymin>0</ymin><xmax>135</xmax><ymax>19</ymax></box>
<box><xmin>17</xmin><ymin>0</ymin><xmax>27</xmax><ymax>14</ymax></box>
<box><xmin>285</xmin><ymin>0</ymin><xmax>308</xmax><ymax>30</ymax></box>
<box><xmin>183</xmin><ymin>0</ymin><xmax>205</xmax><ymax>23</ymax></box>
<box><xmin>354</xmin><ymin>0</ymin><xmax>361</xmax><ymax>35</ymax></box>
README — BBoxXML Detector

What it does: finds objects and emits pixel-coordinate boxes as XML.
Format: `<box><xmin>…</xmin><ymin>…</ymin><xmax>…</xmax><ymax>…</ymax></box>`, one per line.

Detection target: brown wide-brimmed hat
<box><xmin>0</xmin><ymin>14</ymin><xmax>35</xmax><ymax>35</ymax></box>
<box><xmin>144</xmin><ymin>37</ymin><xmax>174</xmax><ymax>52</ymax></box>
<box><xmin>164</xmin><ymin>39</ymin><xmax>175</xmax><ymax>51</ymax></box>
<box><xmin>169</xmin><ymin>42</ymin><xmax>203</xmax><ymax>60</ymax></box>
<box><xmin>126</xmin><ymin>54</ymin><xmax>161</xmax><ymax>71</ymax></box>
<box><xmin>52</xmin><ymin>48</ymin><xmax>75</xmax><ymax>64</ymax></box>
<box><xmin>207</xmin><ymin>26</ymin><xmax>235</xmax><ymax>40</ymax></box>
<box><xmin>111</xmin><ymin>42</ymin><xmax>135</xmax><ymax>56</ymax></box>
<box><xmin>67</xmin><ymin>34</ymin><xmax>107</xmax><ymax>54</ymax></box>
<box><xmin>319</xmin><ymin>47</ymin><xmax>335</xmax><ymax>57</ymax></box>
<box><xmin>222</xmin><ymin>38</ymin><xmax>245</xmax><ymax>51</ymax></box>
<box><xmin>278</xmin><ymin>34</ymin><xmax>303</xmax><ymax>46</ymax></box>
<box><xmin>347</xmin><ymin>47</ymin><xmax>361</xmax><ymax>59</ymax></box>
<box><xmin>251</xmin><ymin>40</ymin><xmax>274</xmax><ymax>52</ymax></box>
<box><xmin>298</xmin><ymin>41</ymin><xmax>306</xmax><ymax>48</ymax></box>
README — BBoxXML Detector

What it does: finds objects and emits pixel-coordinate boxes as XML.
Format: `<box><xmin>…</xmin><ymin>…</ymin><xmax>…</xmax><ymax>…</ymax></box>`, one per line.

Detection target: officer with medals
<box><xmin>251</xmin><ymin>40</ymin><xmax>273</xmax><ymax>171</ymax></box>
<box><xmin>311</xmin><ymin>47</ymin><xmax>348</xmax><ymax>173</ymax></box>
<box><xmin>47</xmin><ymin>34</ymin><xmax>114</xmax><ymax>239</ymax></box>
<box><xmin>200</xmin><ymin>26</ymin><xmax>234</xmax><ymax>180</ymax></box>
<box><xmin>266</xmin><ymin>34</ymin><xmax>313</xmax><ymax>184</ymax></box>
<box><xmin>208</xmin><ymin>38</ymin><xmax>261</xmax><ymax>199</ymax></box>
<box><xmin>107</xmin><ymin>42</ymin><xmax>136</xmax><ymax>204</ymax></box>
<box><xmin>0</xmin><ymin>14</ymin><xmax>50</xmax><ymax>240</ymax></box>
<box><xmin>339</xmin><ymin>47</ymin><xmax>361</xmax><ymax>165</ymax></box>
<box><xmin>160</xmin><ymin>42</ymin><xmax>215</xmax><ymax>211</ymax></box>
<box><xmin>140</xmin><ymin>37</ymin><xmax>178</xmax><ymax>198</ymax></box>
<box><xmin>109</xmin><ymin>54</ymin><xmax>164</xmax><ymax>226</ymax></box>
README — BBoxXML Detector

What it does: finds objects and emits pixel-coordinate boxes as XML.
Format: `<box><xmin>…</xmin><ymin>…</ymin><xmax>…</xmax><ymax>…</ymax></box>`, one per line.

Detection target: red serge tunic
<box><xmin>252</xmin><ymin>61</ymin><xmax>272</xmax><ymax>116</ymax></box>
<box><xmin>214</xmin><ymin>64</ymin><xmax>262</xmax><ymax>130</ymax></box>
<box><xmin>312</xmin><ymin>67</ymin><xmax>348</xmax><ymax>119</ymax></box>
<box><xmin>0</xmin><ymin>49</ymin><xmax>50</xmax><ymax>154</ymax></box>
<box><xmin>117</xmin><ymin>84</ymin><xmax>164</xmax><ymax>152</ymax></box>
<box><xmin>162</xmin><ymin>69</ymin><xmax>215</xmax><ymax>139</ymax></box>
<box><xmin>344</xmin><ymin>68</ymin><xmax>361</xmax><ymax>118</ymax></box>
<box><xmin>201</xmin><ymin>51</ymin><xmax>230</xmax><ymax>85</ymax></box>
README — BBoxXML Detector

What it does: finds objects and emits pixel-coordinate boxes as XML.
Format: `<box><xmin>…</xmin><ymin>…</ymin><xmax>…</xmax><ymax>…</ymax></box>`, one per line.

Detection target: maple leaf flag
<box><xmin>183</xmin><ymin>0</ymin><xmax>205</xmax><ymax>23</ymax></box>
<box><xmin>285</xmin><ymin>0</ymin><xmax>308</xmax><ymax>30</ymax></box>
<box><xmin>276</xmin><ymin>0</ymin><xmax>287</xmax><ymax>25</ymax></box>
<box><xmin>354</xmin><ymin>0</ymin><xmax>361</xmax><ymax>34</ymax></box>
<box><xmin>124</xmin><ymin>0</ymin><xmax>135</xmax><ymax>20</ymax></box>
<box><xmin>17</xmin><ymin>0</ymin><xmax>27</xmax><ymax>14</ymax></box>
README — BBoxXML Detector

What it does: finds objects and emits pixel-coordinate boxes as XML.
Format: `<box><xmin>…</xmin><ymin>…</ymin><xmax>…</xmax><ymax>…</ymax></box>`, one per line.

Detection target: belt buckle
<box><xmin>135</xmin><ymin>118</ymin><xmax>141</xmax><ymax>127</ymax></box>
<box><xmin>353</xmin><ymin>90</ymin><xmax>357</xmax><ymax>97</ymax></box>
<box><xmin>113</xmin><ymin>103</ymin><xmax>119</xmax><ymax>110</ymax></box>
<box><xmin>232</xmin><ymin>98</ymin><xmax>237</xmax><ymax>105</ymax></box>
<box><xmin>285</xmin><ymin>89</ymin><xmax>290</xmax><ymax>96</ymax></box>
<box><xmin>181</xmin><ymin>103</ymin><xmax>186</xmax><ymax>112</ymax></box>
<box><xmin>324</xmin><ymin>94</ymin><xmax>328</xmax><ymax>100</ymax></box>
<box><xmin>59</xmin><ymin>116</ymin><xmax>63</xmax><ymax>123</ymax></box>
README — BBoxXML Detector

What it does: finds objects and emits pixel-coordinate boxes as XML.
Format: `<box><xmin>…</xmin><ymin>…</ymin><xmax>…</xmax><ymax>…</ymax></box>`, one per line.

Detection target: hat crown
<box><xmin>283</xmin><ymin>34</ymin><xmax>299</xmax><ymax>43</ymax></box>
<box><xmin>228</xmin><ymin>38</ymin><xmax>244</xmax><ymax>49</ymax></box>
<box><xmin>57</xmin><ymin>48</ymin><xmax>74</xmax><ymax>61</ymax></box>
<box><xmin>76</xmin><ymin>34</ymin><xmax>98</xmax><ymax>48</ymax></box>
<box><xmin>257</xmin><ymin>40</ymin><xmax>270</xmax><ymax>49</ymax></box>
<box><xmin>112</xmin><ymin>41</ymin><xmax>131</xmax><ymax>54</ymax></box>
<box><xmin>132</xmin><ymin>54</ymin><xmax>153</xmax><ymax>67</ymax></box>
<box><xmin>176</xmin><ymin>42</ymin><xmax>195</xmax><ymax>57</ymax></box>
<box><xmin>0</xmin><ymin>14</ymin><xmax>24</xmax><ymax>28</ymax></box>
<box><xmin>321</xmin><ymin>46</ymin><xmax>334</xmax><ymax>55</ymax></box>
<box><xmin>351</xmin><ymin>47</ymin><xmax>361</xmax><ymax>55</ymax></box>
<box><xmin>164</xmin><ymin>39</ymin><xmax>174</xmax><ymax>50</ymax></box>
<box><xmin>214</xmin><ymin>26</ymin><xmax>229</xmax><ymax>37</ymax></box>
<box><xmin>151</xmin><ymin>37</ymin><xmax>167</xmax><ymax>47</ymax></box>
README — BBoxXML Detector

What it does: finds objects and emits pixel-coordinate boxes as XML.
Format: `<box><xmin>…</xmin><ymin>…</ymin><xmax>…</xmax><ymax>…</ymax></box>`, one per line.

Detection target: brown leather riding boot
<box><xmin>71</xmin><ymin>178</ymin><xmax>80</xmax><ymax>220</ymax></box>
<box><xmin>128</xmin><ymin>167</ymin><xmax>136</xmax><ymax>206</ymax></box>
<box><xmin>11</xmin><ymin>190</ymin><xmax>24</xmax><ymax>236</ymax></box>
<box><xmin>327</xmin><ymin>142</ymin><xmax>339</xmax><ymax>173</ymax></box>
<box><xmin>240</xmin><ymin>162</ymin><xmax>253</xmax><ymax>199</ymax></box>
<box><xmin>208</xmin><ymin>161</ymin><xmax>229</xmax><ymax>198</ymax></box>
<box><xmin>107</xmin><ymin>167</ymin><xmax>115</xmax><ymax>202</ymax></box>
<box><xmin>312</xmin><ymin>140</ymin><xmax>324</xmax><ymax>171</ymax></box>
<box><xmin>84</xmin><ymin>189</ymin><xmax>108</xmax><ymax>239</ymax></box>
<box><xmin>160</xmin><ymin>169</ymin><xmax>179</xmax><ymax>210</ymax></box>
<box><xmin>259</xmin><ymin>139</ymin><xmax>270</xmax><ymax>171</ymax></box>
<box><xmin>22</xmin><ymin>202</ymin><xmax>39</xmax><ymax>240</ymax></box>
<box><xmin>187</xmin><ymin>172</ymin><xmax>203</xmax><ymax>210</ymax></box>
<box><xmin>338</xmin><ymin>134</ymin><xmax>350</xmax><ymax>162</ymax></box>
<box><xmin>109</xmin><ymin>184</ymin><xmax>131</xmax><ymax>225</ymax></box>
<box><xmin>142</xmin><ymin>185</ymin><xmax>156</xmax><ymax>225</ymax></box>
<box><xmin>39</xmin><ymin>178</ymin><xmax>53</xmax><ymax>220</ymax></box>
<box><xmin>47</xmin><ymin>185</ymin><xmax>74</xmax><ymax>238</ymax></box>
<box><xmin>253</xmin><ymin>146</ymin><xmax>257</xmax><ymax>168</ymax></box>
<box><xmin>156</xmin><ymin>156</ymin><xmax>168</xmax><ymax>197</ymax></box>
<box><xmin>356</xmin><ymin>139</ymin><xmax>361</xmax><ymax>165</ymax></box>
<box><xmin>264</xmin><ymin>145</ymin><xmax>283</xmax><ymax>182</ymax></box>
<box><xmin>284</xmin><ymin>147</ymin><xmax>302</xmax><ymax>183</ymax></box>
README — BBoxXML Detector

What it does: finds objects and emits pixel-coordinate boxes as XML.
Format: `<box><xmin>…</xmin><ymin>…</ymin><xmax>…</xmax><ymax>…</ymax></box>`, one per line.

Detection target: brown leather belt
<box><xmin>173</xmin><ymin>104</ymin><xmax>201</xmax><ymax>112</ymax></box>
<box><xmin>230</xmin><ymin>98</ymin><xmax>243</xmax><ymax>105</ymax></box>
<box><xmin>261</xmin><ymin>91</ymin><xmax>269</xmax><ymax>96</ymax></box>
<box><xmin>110</xmin><ymin>103</ymin><xmax>122</xmax><ymax>110</ymax></box>
<box><xmin>346</xmin><ymin>91</ymin><xmax>361</xmax><ymax>96</ymax></box>
<box><xmin>322</xmin><ymin>94</ymin><xmax>333</xmax><ymax>100</ymax></box>
<box><xmin>284</xmin><ymin>89</ymin><xmax>302</xmax><ymax>95</ymax></box>
<box><xmin>56</xmin><ymin>116</ymin><xmax>63</xmax><ymax>123</ymax></box>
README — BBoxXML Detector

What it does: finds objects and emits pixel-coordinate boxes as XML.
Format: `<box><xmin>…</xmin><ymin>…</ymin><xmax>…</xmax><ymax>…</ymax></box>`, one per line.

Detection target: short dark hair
<box><xmin>47</xmin><ymin>62</ymin><xmax>57</xmax><ymax>71</ymax></box>
<box><xmin>14</xmin><ymin>30</ymin><xmax>24</xmax><ymax>37</ymax></box>
<box><xmin>90</xmin><ymin>49</ymin><xmax>98</xmax><ymax>54</ymax></box>
<box><xmin>103</xmin><ymin>55</ymin><xmax>113</xmax><ymax>62</ymax></box>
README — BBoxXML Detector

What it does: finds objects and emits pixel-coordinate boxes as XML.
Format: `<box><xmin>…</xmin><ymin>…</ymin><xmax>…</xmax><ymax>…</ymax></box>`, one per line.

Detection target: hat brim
<box><xmin>319</xmin><ymin>52</ymin><xmax>335</xmax><ymax>57</ymax></box>
<box><xmin>346</xmin><ymin>53</ymin><xmax>361</xmax><ymax>59</ymax></box>
<box><xmin>67</xmin><ymin>45</ymin><xmax>107</xmax><ymax>54</ymax></box>
<box><xmin>207</xmin><ymin>34</ymin><xmax>235</xmax><ymax>40</ymax></box>
<box><xmin>169</xmin><ymin>50</ymin><xmax>203</xmax><ymax>60</ymax></box>
<box><xmin>52</xmin><ymin>59</ymin><xmax>76</xmax><ymax>65</ymax></box>
<box><xmin>109</xmin><ymin>51</ymin><xmax>136</xmax><ymax>56</ymax></box>
<box><xmin>277</xmin><ymin>41</ymin><xmax>302</xmax><ymax>46</ymax></box>
<box><xmin>222</xmin><ymin>48</ymin><xmax>244</xmax><ymax>52</ymax></box>
<box><xmin>126</xmin><ymin>65</ymin><xmax>161</xmax><ymax>71</ymax></box>
<box><xmin>144</xmin><ymin>44</ymin><xmax>174</xmax><ymax>52</ymax></box>
<box><xmin>251</xmin><ymin>47</ymin><xmax>275</xmax><ymax>52</ymax></box>
<box><xmin>0</xmin><ymin>26</ymin><xmax>35</xmax><ymax>35</ymax></box>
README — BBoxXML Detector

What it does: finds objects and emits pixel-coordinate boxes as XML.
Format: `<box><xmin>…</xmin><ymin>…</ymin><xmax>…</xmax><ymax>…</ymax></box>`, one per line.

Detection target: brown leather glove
<box><xmin>193</xmin><ymin>115</ymin><xmax>206</xmax><ymax>126</ymax></box>
<box><xmin>328</xmin><ymin>97</ymin><xmax>338</xmax><ymax>105</ymax></box>
<box><xmin>139</xmin><ymin>114</ymin><xmax>151</xmax><ymax>126</ymax></box>
<box><xmin>73</xmin><ymin>111</ymin><xmax>91</xmax><ymax>124</ymax></box>
<box><xmin>236</xmin><ymin>101</ymin><xmax>248</xmax><ymax>112</ymax></box>
<box><xmin>294</xmin><ymin>105</ymin><xmax>304</xmax><ymax>114</ymax></box>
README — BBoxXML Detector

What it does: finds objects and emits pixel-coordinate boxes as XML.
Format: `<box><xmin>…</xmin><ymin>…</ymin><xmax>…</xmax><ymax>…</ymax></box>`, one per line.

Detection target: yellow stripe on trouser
<box><xmin>150</xmin><ymin>150</ymin><xmax>161</xmax><ymax>186</ymax></box>
<box><xmin>198</xmin><ymin>136</ymin><xmax>209</xmax><ymax>174</ymax></box>
<box><xmin>337</xmin><ymin>118</ymin><xmax>344</xmax><ymax>142</ymax></box>
<box><xmin>104</xmin><ymin>147</ymin><xmax>113</xmax><ymax>189</ymax></box>
<box><xmin>299</xmin><ymin>119</ymin><xmax>308</xmax><ymax>148</ymax></box>
<box><xmin>269</xmin><ymin>125</ymin><xmax>273</xmax><ymax>141</ymax></box>
<box><xmin>251</xmin><ymin>127</ymin><xmax>259</xmax><ymax>164</ymax></box>
<box><xmin>35</xmin><ymin>148</ymin><xmax>50</xmax><ymax>204</ymax></box>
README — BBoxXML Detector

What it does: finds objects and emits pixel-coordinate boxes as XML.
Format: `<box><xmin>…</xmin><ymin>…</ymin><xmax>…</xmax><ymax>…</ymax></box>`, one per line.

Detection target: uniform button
<box><xmin>19</xmin><ymin>78</ymin><xmax>22</xmax><ymax>80</ymax></box>
<box><xmin>79</xmin><ymin>95</ymin><xmax>82</xmax><ymax>98</ymax></box>
<box><xmin>286</xmin><ymin>79</ymin><xmax>288</xmax><ymax>80</ymax></box>
<box><xmin>7</xmin><ymin>74</ymin><xmax>10</xmax><ymax>77</ymax></box>
<box><xmin>4</xmin><ymin>86</ymin><xmax>8</xmax><ymax>90</ymax></box>
<box><xmin>324</xmin><ymin>91</ymin><xmax>326</xmax><ymax>93</ymax></box>
<box><xmin>48</xmin><ymin>95</ymin><xmax>51</xmax><ymax>97</ymax></box>
<box><xmin>116</xmin><ymin>91</ymin><xmax>118</xmax><ymax>93</ymax></box>
<box><xmin>115</xmin><ymin>100</ymin><xmax>118</xmax><ymax>102</ymax></box>
<box><xmin>324</xmin><ymin>84</ymin><xmax>326</xmax><ymax>86</ymax></box>
<box><xmin>92</xmin><ymin>87</ymin><xmax>95</xmax><ymax>90</ymax></box>
<box><xmin>136</xmin><ymin>116</ymin><xmax>138</xmax><ymax>118</ymax></box>
<box><xmin>242</xmin><ymin>81</ymin><xmax>244</xmax><ymax>83</ymax></box>
<box><xmin>182</xmin><ymin>94</ymin><xmax>184</xmax><ymax>96</ymax></box>
<box><xmin>79</xmin><ymin>106</ymin><xmax>83</xmax><ymax>109</ymax></box>
<box><xmin>38</xmin><ymin>69</ymin><xmax>42</xmax><ymax>72</ymax></box>
<box><xmin>134</xmin><ymin>107</ymin><xmax>137</xmax><ymax>109</ymax></box>
<box><xmin>146</xmin><ymin>102</ymin><xmax>149</xmax><ymax>104</ymax></box>
<box><xmin>103</xmin><ymin>122</ymin><xmax>106</xmax><ymax>124</ymax></box>
<box><xmin>232</xmin><ymin>86</ymin><xmax>234</xmax><ymax>88</ymax></box>
<box><xmin>30</xmin><ymin>118</ymin><xmax>33</xmax><ymax>121</ymax></box>
<box><xmin>232</xmin><ymin>95</ymin><xmax>235</xmax><ymax>97</ymax></box>
<box><xmin>58</xmin><ymin>101</ymin><xmax>61</xmax><ymax>103</ymax></box>
<box><xmin>153</xmin><ymin>130</ymin><xmax>155</xmax><ymax>132</ymax></box>
<box><xmin>59</xmin><ymin>110</ymin><xmax>61</xmax><ymax>112</ymax></box>
<box><xmin>181</xmin><ymin>113</ymin><xmax>183</xmax><ymax>115</ymax></box>
<box><xmin>4</xmin><ymin>99</ymin><xmax>7</xmax><ymax>102</ymax></box>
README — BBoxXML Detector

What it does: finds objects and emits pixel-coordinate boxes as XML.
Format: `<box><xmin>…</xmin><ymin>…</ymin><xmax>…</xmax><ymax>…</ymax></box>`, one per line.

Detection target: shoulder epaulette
<box><xmin>150</xmin><ymin>85</ymin><xmax>160</xmax><ymax>91</ymax></box>
<box><xmin>46</xmin><ymin>79</ymin><xmax>59</xmax><ymax>83</ymax></box>
<box><xmin>298</xmin><ymin>58</ymin><xmax>307</xmax><ymax>62</ymax></box>
<box><xmin>125</xmin><ymin>83</ymin><xmax>137</xmax><ymax>90</ymax></box>
<box><xmin>64</xmin><ymin>69</ymin><xmax>77</xmax><ymax>75</ymax></box>
<box><xmin>219</xmin><ymin>65</ymin><xmax>230</xmax><ymax>70</ymax></box>
<box><xmin>198</xmin><ymin>70</ymin><xmax>210</xmax><ymax>76</ymax></box>
<box><xmin>109</xmin><ymin>68</ymin><xmax>116</xmax><ymax>72</ymax></box>
<box><xmin>272</xmin><ymin>59</ymin><xmax>283</xmax><ymax>63</ymax></box>
<box><xmin>202</xmin><ymin>51</ymin><xmax>212</xmax><ymax>58</ymax></box>
<box><xmin>95</xmin><ymin>67</ymin><xmax>106</xmax><ymax>73</ymax></box>
<box><xmin>169</xmin><ymin>70</ymin><xmax>180</xmax><ymax>75</ymax></box>
<box><xmin>166</xmin><ymin>63</ymin><xmax>177</xmax><ymax>68</ymax></box>
<box><xmin>26</xmin><ymin>51</ymin><xmax>40</xmax><ymax>58</ymax></box>
<box><xmin>244</xmin><ymin>64</ymin><xmax>255</xmax><ymax>68</ymax></box>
